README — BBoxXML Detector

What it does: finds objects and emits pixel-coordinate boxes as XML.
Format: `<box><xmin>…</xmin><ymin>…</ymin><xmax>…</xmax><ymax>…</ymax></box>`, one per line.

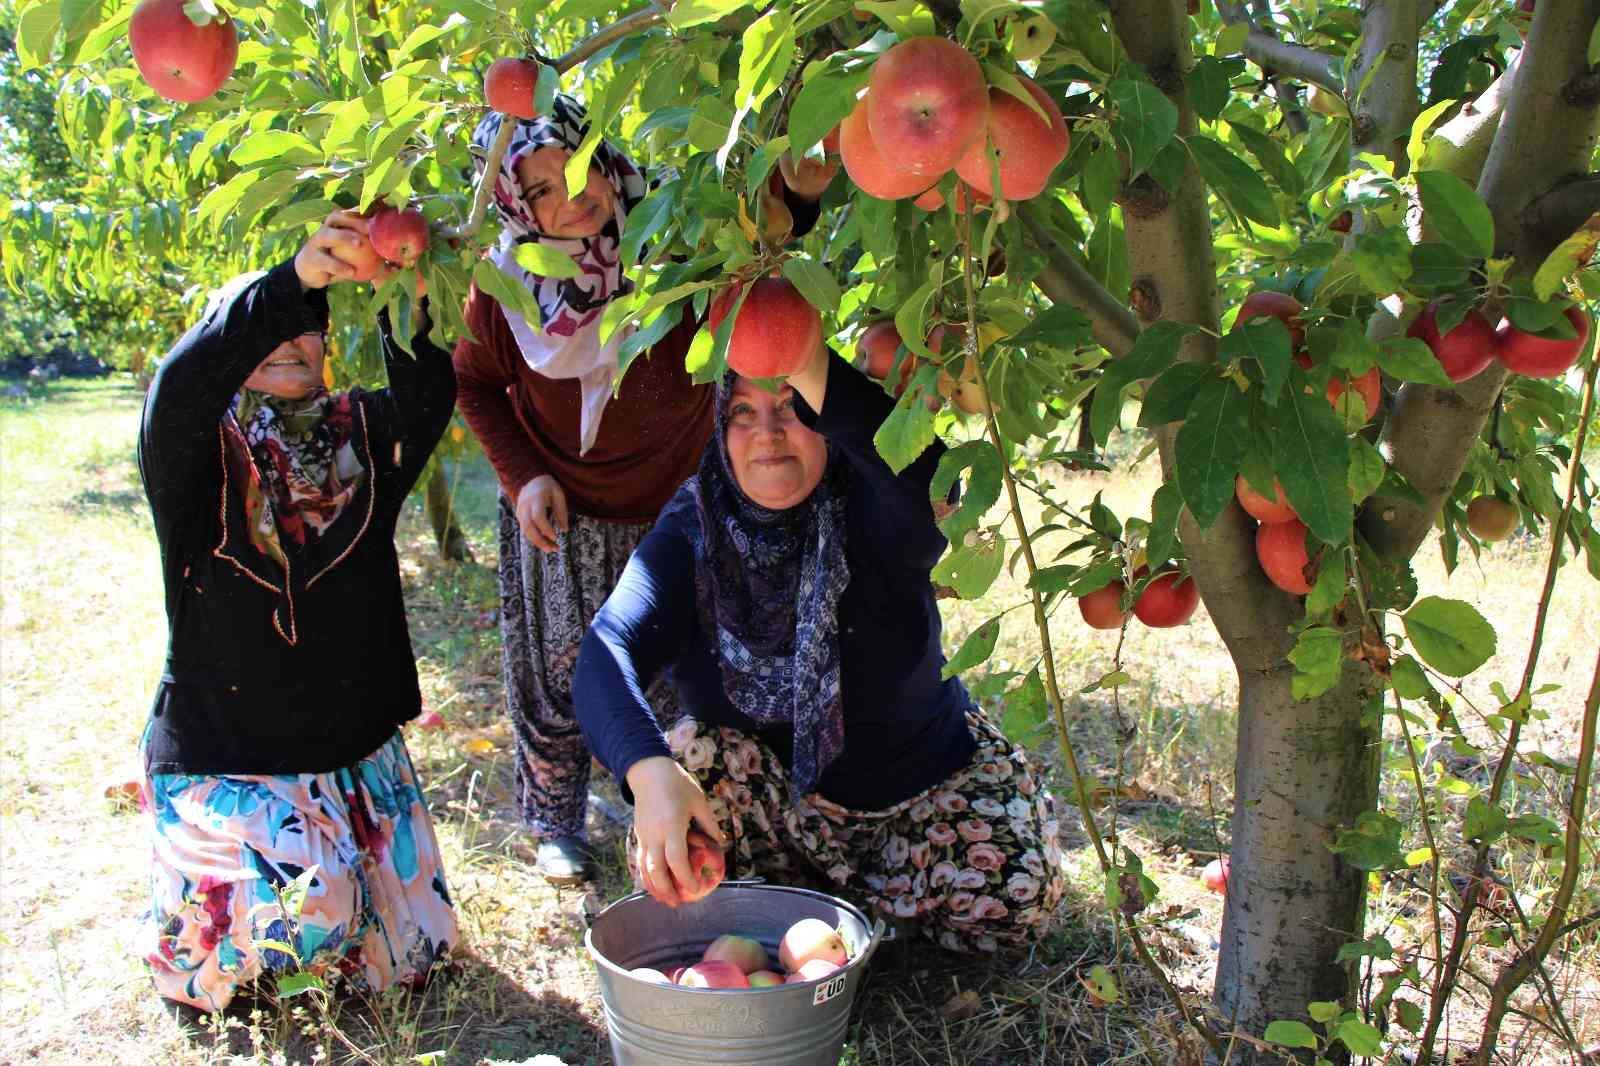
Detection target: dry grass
<box><xmin>1</xmin><ymin>378</ymin><xmax>1595</xmax><ymax>1065</ymax></box>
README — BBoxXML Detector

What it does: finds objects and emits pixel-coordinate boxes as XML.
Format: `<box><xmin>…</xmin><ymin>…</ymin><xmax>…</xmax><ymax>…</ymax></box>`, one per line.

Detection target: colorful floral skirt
<box><xmin>661</xmin><ymin>711</ymin><xmax>1068</xmax><ymax>954</ymax></box>
<box><xmin>140</xmin><ymin>730</ymin><xmax>457</xmax><ymax>1012</ymax></box>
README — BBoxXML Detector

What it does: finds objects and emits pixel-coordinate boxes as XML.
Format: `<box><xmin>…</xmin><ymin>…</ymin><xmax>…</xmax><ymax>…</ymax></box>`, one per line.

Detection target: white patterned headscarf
<box><xmin>470</xmin><ymin>95</ymin><xmax>650</xmax><ymax>454</ymax></box>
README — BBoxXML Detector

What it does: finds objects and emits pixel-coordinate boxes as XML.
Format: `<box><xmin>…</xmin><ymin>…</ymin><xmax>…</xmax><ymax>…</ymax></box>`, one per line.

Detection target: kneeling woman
<box><xmin>137</xmin><ymin>210</ymin><xmax>458</xmax><ymax>1010</ymax></box>
<box><xmin>575</xmin><ymin>340</ymin><xmax>1066</xmax><ymax>953</ymax></box>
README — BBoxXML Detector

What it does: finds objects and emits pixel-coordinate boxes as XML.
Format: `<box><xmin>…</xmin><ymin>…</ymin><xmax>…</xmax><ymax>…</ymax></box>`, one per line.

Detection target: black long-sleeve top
<box><xmin>138</xmin><ymin>259</ymin><xmax>456</xmax><ymax>775</ymax></box>
<box><xmin>574</xmin><ymin>352</ymin><xmax>978</xmax><ymax>811</ymax></box>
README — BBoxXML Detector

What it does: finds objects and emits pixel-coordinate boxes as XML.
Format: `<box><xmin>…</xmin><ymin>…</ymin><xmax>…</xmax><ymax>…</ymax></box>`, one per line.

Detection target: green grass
<box><xmin>2</xmin><ymin>377</ymin><xmax>1596</xmax><ymax>1064</ymax></box>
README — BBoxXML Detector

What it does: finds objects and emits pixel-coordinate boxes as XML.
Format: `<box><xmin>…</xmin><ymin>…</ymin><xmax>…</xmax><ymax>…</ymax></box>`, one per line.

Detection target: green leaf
<box><xmin>1403</xmin><ymin>597</ymin><xmax>1496</xmax><ymax>677</ymax></box>
<box><xmin>1407</xmin><ymin>97</ymin><xmax>1459</xmax><ymax>172</ymax></box>
<box><xmin>782</xmin><ymin>258</ymin><xmax>842</xmax><ymax>316</ymax></box>
<box><xmin>1174</xmin><ymin>376</ymin><xmax>1252</xmax><ymax>532</ymax></box>
<box><xmin>873</xmin><ymin>386</ymin><xmax>938</xmax><ymax>474</ymax></box>
<box><xmin>1389</xmin><ymin>655</ymin><xmax>1431</xmax><ymax>700</ymax></box>
<box><xmin>688</xmin><ymin>96</ymin><xmax>737</xmax><ymax>153</ymax></box>
<box><xmin>943</xmin><ymin>618</ymin><xmax>1001</xmax><ymax>679</ymax></box>
<box><xmin>931</xmin><ymin>536</ymin><xmax>1005</xmax><ymax>599</ymax></box>
<box><xmin>1395</xmin><ymin>999</ymin><xmax>1424</xmax><ymax>1033</ymax></box>
<box><xmin>1271</xmin><ymin>384</ymin><xmax>1352</xmax><ymax>547</ymax></box>
<box><xmin>666</xmin><ymin>0</ymin><xmax>754</xmax><ymax>28</ymax></box>
<box><xmin>620</xmin><ymin>180</ymin><xmax>680</xmax><ymax>267</ymax></box>
<box><xmin>276</xmin><ymin>972</ymin><xmax>327</xmax><ymax>998</ymax></box>
<box><xmin>1000</xmin><ymin>666</ymin><xmax>1049</xmax><ymax>743</ymax></box>
<box><xmin>535</xmin><ymin>63</ymin><xmax>560</xmax><ymax>118</ymax></box>
<box><xmin>1264</xmin><ymin>1020</ymin><xmax>1320</xmax><ymax>1050</ymax></box>
<box><xmin>1410</xmin><ymin>242</ymin><xmax>1472</xmax><ymax>292</ymax></box>
<box><xmin>1186</xmin><ymin>56</ymin><xmax>1235</xmax><ymax>122</ymax></box>
<box><xmin>788</xmin><ymin>67</ymin><xmax>871</xmax><ymax>156</ymax></box>
<box><xmin>513</xmin><ymin>243</ymin><xmax>582</xmax><ymax>279</ymax></box>
<box><xmin>15</xmin><ymin>0</ymin><xmax>61</xmax><ymax>70</ymax></box>
<box><xmin>1222</xmin><ymin>318</ymin><xmax>1292</xmax><ymax>402</ymax></box>
<box><xmin>1377</xmin><ymin>336</ymin><xmax>1455</xmax><ymax>385</ymax></box>
<box><xmin>1226</xmin><ymin>119</ymin><xmax>1303</xmax><ymax>198</ymax></box>
<box><xmin>1215</xmin><ymin>21</ymin><xmax>1249</xmax><ymax>57</ymax></box>
<box><xmin>930</xmin><ymin>441</ymin><xmax>1003</xmax><ymax>544</ymax></box>
<box><xmin>1138</xmin><ymin>363</ymin><xmax>1213</xmax><ymax>427</ymax></box>
<box><xmin>233</xmin><ymin>130</ymin><xmax>322</xmax><ymax>166</ymax></box>
<box><xmin>894</xmin><ymin>277</ymin><xmax>938</xmax><ymax>360</ymax></box>
<box><xmin>1349</xmin><ymin>223</ymin><xmax>1415</xmax><ymax>293</ymax></box>
<box><xmin>1145</xmin><ymin>481</ymin><xmax>1183</xmax><ymax>573</ymax></box>
<box><xmin>567</xmin><ymin>66</ymin><xmax>641</xmax><ymax>199</ymax></box>
<box><xmin>737</xmin><ymin>10</ymin><xmax>795</xmax><ymax>111</ymax></box>
<box><xmin>1008</xmin><ymin>301</ymin><xmax>1094</xmax><ymax>350</ymax></box>
<box><xmin>1307</xmin><ymin>1001</ymin><xmax>1342</xmax><ymax>1024</ymax></box>
<box><xmin>1415</xmin><ymin>170</ymin><xmax>1494</xmax><ymax>259</ymax></box>
<box><xmin>1108</xmin><ymin>77</ymin><xmax>1179</xmax><ymax>180</ymax></box>
<box><xmin>472</xmin><ymin>259</ymin><xmax>544</xmax><ymax>327</ymax></box>
<box><xmin>1290</xmin><ymin>626</ymin><xmax>1344</xmax><ymax>700</ymax></box>
<box><xmin>1092</xmin><ymin>320</ymin><xmax>1196</xmax><ymax>442</ymax></box>
<box><xmin>1330</xmin><ymin>810</ymin><xmax>1404</xmax><ymax>871</ymax></box>
<box><xmin>1333</xmin><ymin>1019</ymin><xmax>1383</xmax><ymax>1056</ymax></box>
<box><xmin>1348</xmin><ymin>438</ymin><xmax>1386</xmax><ymax>503</ymax></box>
<box><xmin>619</xmin><ymin>304</ymin><xmax>684</xmax><ymax>372</ymax></box>
<box><xmin>1080</xmin><ymin>137</ymin><xmax>1120</xmax><ymax>217</ymax></box>
<box><xmin>1306</xmin><ymin>547</ymin><xmax>1348</xmax><ymax>616</ymax></box>
<box><xmin>1463</xmin><ymin>796</ymin><xmax>1508</xmax><ymax>844</ymax></box>
<box><xmin>1187</xmin><ymin>133</ymin><xmax>1281</xmax><ymax>226</ymax></box>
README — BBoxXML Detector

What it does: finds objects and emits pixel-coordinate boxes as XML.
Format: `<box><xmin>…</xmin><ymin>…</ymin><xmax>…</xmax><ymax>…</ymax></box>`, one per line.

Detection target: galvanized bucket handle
<box><xmin>580</xmin><ymin>878</ymin><xmax>770</xmax><ymax>928</ymax></box>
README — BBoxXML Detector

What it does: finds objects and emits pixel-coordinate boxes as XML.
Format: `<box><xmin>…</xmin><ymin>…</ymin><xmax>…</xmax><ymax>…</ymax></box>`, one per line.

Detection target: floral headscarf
<box><xmin>659</xmin><ymin>373</ymin><xmax>852</xmax><ymax>795</ymax></box>
<box><xmin>470</xmin><ymin>94</ymin><xmax>650</xmax><ymax>454</ymax></box>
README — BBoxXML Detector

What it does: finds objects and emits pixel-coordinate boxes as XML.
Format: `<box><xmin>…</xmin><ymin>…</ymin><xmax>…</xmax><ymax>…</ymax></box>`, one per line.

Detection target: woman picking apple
<box><xmin>135</xmin><ymin>209</ymin><xmax>458</xmax><ymax>1011</ymax></box>
<box><xmin>452</xmin><ymin>95</ymin><xmax>833</xmax><ymax>884</ymax></box>
<box><xmin>574</xmin><ymin>343</ymin><xmax>1068</xmax><ymax>955</ymax></box>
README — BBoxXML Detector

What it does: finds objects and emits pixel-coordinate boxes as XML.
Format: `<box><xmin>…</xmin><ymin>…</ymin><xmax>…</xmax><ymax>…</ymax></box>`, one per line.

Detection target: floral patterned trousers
<box><xmin>660</xmin><ymin>711</ymin><xmax>1067</xmax><ymax>954</ymax></box>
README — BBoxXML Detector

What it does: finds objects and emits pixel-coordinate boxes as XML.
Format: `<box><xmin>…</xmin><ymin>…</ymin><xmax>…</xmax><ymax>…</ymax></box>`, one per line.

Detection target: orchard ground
<box><xmin>2</xmin><ymin>376</ymin><xmax>1597</xmax><ymax>1065</ymax></box>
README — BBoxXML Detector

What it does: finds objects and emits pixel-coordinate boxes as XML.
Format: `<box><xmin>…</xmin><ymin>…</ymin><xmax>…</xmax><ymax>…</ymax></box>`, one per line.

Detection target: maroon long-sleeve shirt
<box><xmin>452</xmin><ymin>288</ymin><xmax>712</xmax><ymax>522</ymax></box>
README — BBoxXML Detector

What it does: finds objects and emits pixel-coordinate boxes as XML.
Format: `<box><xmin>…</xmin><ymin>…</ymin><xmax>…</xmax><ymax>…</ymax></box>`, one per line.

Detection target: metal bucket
<box><xmin>585</xmin><ymin>882</ymin><xmax>885</xmax><ymax>1065</ymax></box>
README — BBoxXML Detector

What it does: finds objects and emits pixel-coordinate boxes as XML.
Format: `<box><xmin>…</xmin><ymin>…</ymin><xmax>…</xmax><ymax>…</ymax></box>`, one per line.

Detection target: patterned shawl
<box><xmin>660</xmin><ymin>373</ymin><xmax>851</xmax><ymax>795</ymax></box>
<box><xmin>470</xmin><ymin>94</ymin><xmax>650</xmax><ymax>455</ymax></box>
<box><xmin>223</xmin><ymin>387</ymin><xmax>364</xmax><ymax>569</ymax></box>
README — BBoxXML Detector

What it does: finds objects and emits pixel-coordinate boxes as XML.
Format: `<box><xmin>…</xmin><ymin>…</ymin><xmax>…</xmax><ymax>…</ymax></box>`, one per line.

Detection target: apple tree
<box><xmin>6</xmin><ymin>0</ymin><xmax>1599</xmax><ymax>1062</ymax></box>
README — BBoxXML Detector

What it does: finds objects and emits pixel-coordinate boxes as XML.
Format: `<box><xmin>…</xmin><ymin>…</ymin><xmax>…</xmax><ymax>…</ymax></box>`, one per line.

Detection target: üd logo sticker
<box><xmin>812</xmin><ymin>973</ymin><xmax>847</xmax><ymax>1006</ymax></box>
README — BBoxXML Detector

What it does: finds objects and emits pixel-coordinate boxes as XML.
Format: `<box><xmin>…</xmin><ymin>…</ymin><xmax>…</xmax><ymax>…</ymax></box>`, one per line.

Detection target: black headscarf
<box><xmin>661</xmin><ymin>373</ymin><xmax>852</xmax><ymax>794</ymax></box>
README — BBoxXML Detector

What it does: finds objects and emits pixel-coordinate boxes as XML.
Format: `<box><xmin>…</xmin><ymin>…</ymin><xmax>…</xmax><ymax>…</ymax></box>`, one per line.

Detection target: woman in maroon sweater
<box><xmin>453</xmin><ymin>95</ymin><xmax>833</xmax><ymax>882</ymax></box>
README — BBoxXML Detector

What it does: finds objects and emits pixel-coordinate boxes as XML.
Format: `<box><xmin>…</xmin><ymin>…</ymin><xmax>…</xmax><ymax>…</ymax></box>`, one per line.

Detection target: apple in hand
<box><xmin>369</xmin><ymin>206</ymin><xmax>429</xmax><ymax>267</ymax></box>
<box><xmin>676</xmin><ymin>828</ymin><xmax>726</xmax><ymax>904</ymax></box>
<box><xmin>129</xmin><ymin>0</ymin><xmax>239</xmax><ymax>103</ymax></box>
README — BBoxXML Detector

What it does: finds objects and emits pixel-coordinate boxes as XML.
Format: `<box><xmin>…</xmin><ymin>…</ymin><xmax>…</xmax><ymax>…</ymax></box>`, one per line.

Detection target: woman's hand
<box><xmin>625</xmin><ymin>756</ymin><xmax>726</xmax><ymax>907</ymax></box>
<box><xmin>294</xmin><ymin>210</ymin><xmax>373</xmax><ymax>290</ymax></box>
<box><xmin>515</xmin><ymin>474</ymin><xmax>569</xmax><ymax>552</ymax></box>
<box><xmin>778</xmin><ymin>152</ymin><xmax>840</xmax><ymax>200</ymax></box>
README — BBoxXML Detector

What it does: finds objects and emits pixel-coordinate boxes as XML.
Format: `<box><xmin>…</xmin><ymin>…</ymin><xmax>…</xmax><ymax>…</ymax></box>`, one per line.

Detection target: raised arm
<box><xmin>372</xmin><ymin>296</ymin><xmax>458</xmax><ymax>494</ymax></box>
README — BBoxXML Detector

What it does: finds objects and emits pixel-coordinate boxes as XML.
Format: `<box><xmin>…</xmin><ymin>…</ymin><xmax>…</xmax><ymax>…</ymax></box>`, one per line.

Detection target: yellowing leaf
<box><xmin>322</xmin><ymin>360</ymin><xmax>334</xmax><ymax>388</ymax></box>
<box><xmin>462</xmin><ymin>738</ymin><xmax>496</xmax><ymax>754</ymax></box>
<box><xmin>450</xmin><ymin>425</ymin><xmax>465</xmax><ymax>443</ymax></box>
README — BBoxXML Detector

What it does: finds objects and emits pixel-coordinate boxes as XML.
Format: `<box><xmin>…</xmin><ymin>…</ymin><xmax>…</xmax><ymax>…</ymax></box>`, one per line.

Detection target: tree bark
<box><xmin>1348</xmin><ymin>0</ymin><xmax>1420</xmax><ymax>171</ymax></box>
<box><xmin>425</xmin><ymin>463</ymin><xmax>473</xmax><ymax>562</ymax></box>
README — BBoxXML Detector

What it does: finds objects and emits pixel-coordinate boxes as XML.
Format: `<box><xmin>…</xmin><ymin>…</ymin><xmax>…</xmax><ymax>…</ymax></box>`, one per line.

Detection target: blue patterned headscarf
<box><xmin>663</xmin><ymin>373</ymin><xmax>851</xmax><ymax>795</ymax></box>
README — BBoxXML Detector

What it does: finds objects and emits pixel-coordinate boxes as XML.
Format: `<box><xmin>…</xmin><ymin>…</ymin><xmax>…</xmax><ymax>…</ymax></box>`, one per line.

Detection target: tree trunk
<box><xmin>1215</xmin><ymin>668</ymin><xmax>1382</xmax><ymax>1059</ymax></box>
<box><xmin>425</xmin><ymin>463</ymin><xmax>473</xmax><ymax>562</ymax></box>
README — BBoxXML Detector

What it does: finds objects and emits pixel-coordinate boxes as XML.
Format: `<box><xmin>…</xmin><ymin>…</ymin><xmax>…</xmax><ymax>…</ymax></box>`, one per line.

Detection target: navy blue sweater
<box><xmin>574</xmin><ymin>352</ymin><xmax>978</xmax><ymax>811</ymax></box>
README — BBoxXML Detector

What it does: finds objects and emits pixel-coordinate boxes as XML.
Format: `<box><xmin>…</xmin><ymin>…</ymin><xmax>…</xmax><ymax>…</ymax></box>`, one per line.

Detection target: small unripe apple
<box><xmin>1009</xmin><ymin>16</ymin><xmax>1057</xmax><ymax>62</ymax></box>
<box><xmin>1465</xmin><ymin>496</ymin><xmax>1519</xmax><ymax>542</ymax></box>
<box><xmin>1201</xmin><ymin>857</ymin><xmax>1229</xmax><ymax>894</ymax></box>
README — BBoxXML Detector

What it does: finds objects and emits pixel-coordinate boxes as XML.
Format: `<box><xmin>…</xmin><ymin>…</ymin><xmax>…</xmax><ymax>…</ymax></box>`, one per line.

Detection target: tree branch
<box><xmin>1522</xmin><ymin>173</ymin><xmax>1600</xmax><ymax>252</ymax></box>
<box><xmin>1416</xmin><ymin>48</ymin><xmax>1523</xmax><ymax>188</ymax></box>
<box><xmin>1360</xmin><ymin>0</ymin><xmax>1600</xmax><ymax>563</ymax></box>
<box><xmin>1018</xmin><ymin>207</ymin><xmax>1139</xmax><ymax>358</ymax></box>
<box><xmin>1348</xmin><ymin>0</ymin><xmax>1420</xmax><ymax>169</ymax></box>
<box><xmin>1215</xmin><ymin>2</ymin><xmax>1343</xmax><ymax>94</ymax></box>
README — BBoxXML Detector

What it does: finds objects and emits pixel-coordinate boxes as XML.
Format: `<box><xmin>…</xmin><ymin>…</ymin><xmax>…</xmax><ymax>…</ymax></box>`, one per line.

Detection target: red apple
<box><xmin>955</xmin><ymin>76</ymin><xmax>1069</xmax><ymax>201</ymax></box>
<box><xmin>128</xmin><ymin>0</ymin><xmax>239</xmax><ymax>103</ymax></box>
<box><xmin>1201</xmin><ymin>857</ymin><xmax>1229</xmax><ymax>894</ymax></box>
<box><xmin>369</xmin><ymin>206</ymin><xmax>429</xmax><ymax>267</ymax></box>
<box><xmin>839</xmin><ymin>97</ymin><xmax>933</xmax><ymax>200</ymax></box>
<box><xmin>332</xmin><ymin>231</ymin><xmax>386</xmax><ymax>283</ymax></box>
<box><xmin>856</xmin><ymin>320</ymin><xmax>917</xmax><ymax>391</ymax></box>
<box><xmin>1406</xmin><ymin>300</ymin><xmax>1497</xmax><ymax>383</ymax></box>
<box><xmin>912</xmin><ymin>186</ymin><xmax>946</xmax><ymax>211</ymax></box>
<box><xmin>416</xmin><ymin>708</ymin><xmax>445</xmax><ymax>731</ymax></box>
<box><xmin>680</xmin><ymin>960</ymin><xmax>751</xmax><ymax>989</ymax></box>
<box><xmin>1132</xmin><ymin>571</ymin><xmax>1199</xmax><ymax>628</ymax></box>
<box><xmin>1496</xmin><ymin>304</ymin><xmax>1589</xmax><ymax>378</ymax></box>
<box><xmin>778</xmin><ymin>918</ymin><xmax>848</xmax><ymax>971</ymax></box>
<box><xmin>867</xmin><ymin>37</ymin><xmax>989</xmax><ymax>176</ymax></box>
<box><xmin>1236</xmin><ymin>291</ymin><xmax>1306</xmax><ymax>350</ymax></box>
<box><xmin>1077</xmin><ymin>580</ymin><xmax>1129</xmax><ymax>630</ymax></box>
<box><xmin>748</xmin><ymin>970</ymin><xmax>785</xmax><ymax>988</ymax></box>
<box><xmin>706</xmin><ymin>278</ymin><xmax>821</xmax><ymax>379</ymax></box>
<box><xmin>702</xmin><ymin>934</ymin><xmax>769</xmax><ymax>974</ymax></box>
<box><xmin>822</xmin><ymin>125</ymin><xmax>842</xmax><ymax>155</ymax></box>
<box><xmin>678</xmin><ymin>828</ymin><xmax>726</xmax><ymax>903</ymax></box>
<box><xmin>1256</xmin><ymin>519</ymin><xmax>1313</xmax><ymax>595</ymax></box>
<box><xmin>1235</xmin><ymin>475</ymin><xmax>1297</xmax><ymax>524</ymax></box>
<box><xmin>629</xmin><ymin>967</ymin><xmax>672</xmax><ymax>984</ymax></box>
<box><xmin>784</xmin><ymin>958</ymin><xmax>843</xmax><ymax>983</ymax></box>
<box><xmin>1326</xmin><ymin>366</ymin><xmax>1382</xmax><ymax>426</ymax></box>
<box><xmin>1465</xmin><ymin>496</ymin><xmax>1519</xmax><ymax>541</ymax></box>
<box><xmin>485</xmin><ymin>57</ymin><xmax>540</xmax><ymax>119</ymax></box>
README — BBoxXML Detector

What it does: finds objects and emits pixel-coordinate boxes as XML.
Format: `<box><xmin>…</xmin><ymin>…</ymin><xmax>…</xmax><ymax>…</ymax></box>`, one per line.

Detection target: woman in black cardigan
<box><xmin>137</xmin><ymin>210</ymin><xmax>457</xmax><ymax>1011</ymax></box>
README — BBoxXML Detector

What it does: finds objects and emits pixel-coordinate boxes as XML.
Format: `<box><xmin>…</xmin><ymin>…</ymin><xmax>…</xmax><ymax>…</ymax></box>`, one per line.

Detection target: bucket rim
<box><xmin>584</xmin><ymin>882</ymin><xmax>886</xmax><ymax>993</ymax></box>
